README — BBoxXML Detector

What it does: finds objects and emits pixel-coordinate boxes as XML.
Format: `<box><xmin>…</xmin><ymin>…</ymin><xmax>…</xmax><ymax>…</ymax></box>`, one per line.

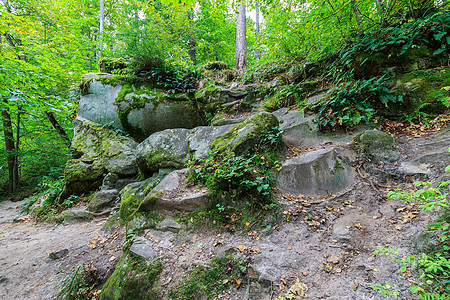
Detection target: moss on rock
<box><xmin>99</xmin><ymin>251</ymin><xmax>162</xmax><ymax>300</ymax></box>
<box><xmin>71</xmin><ymin>120</ymin><xmax>137</xmax><ymax>176</ymax></box>
<box><xmin>64</xmin><ymin>159</ymin><xmax>106</xmax><ymax>195</ymax></box>
<box><xmin>354</xmin><ymin>130</ymin><xmax>394</xmax><ymax>151</ymax></box>
<box><xmin>119</xmin><ymin>171</ymin><xmax>169</xmax><ymax>226</ymax></box>
<box><xmin>389</xmin><ymin>67</ymin><xmax>450</xmax><ymax>115</ymax></box>
<box><xmin>98</xmin><ymin>57</ymin><xmax>128</xmax><ymax>73</ymax></box>
<box><xmin>210</xmin><ymin>112</ymin><xmax>279</xmax><ymax>155</ymax></box>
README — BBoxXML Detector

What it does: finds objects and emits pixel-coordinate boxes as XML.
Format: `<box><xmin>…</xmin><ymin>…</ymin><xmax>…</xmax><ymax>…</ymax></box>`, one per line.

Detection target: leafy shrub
<box><xmin>329</xmin><ymin>10</ymin><xmax>450</xmax><ymax>81</ymax></box>
<box><xmin>138</xmin><ymin>65</ymin><xmax>200</xmax><ymax>94</ymax></box>
<box><xmin>374</xmin><ymin>159</ymin><xmax>450</xmax><ymax>299</ymax></box>
<box><xmin>311</xmin><ymin>76</ymin><xmax>400</xmax><ymax>128</ymax></box>
<box><xmin>188</xmin><ymin>126</ymin><xmax>283</xmax><ymax>205</ymax></box>
<box><xmin>57</xmin><ymin>265</ymin><xmax>92</xmax><ymax>300</ymax></box>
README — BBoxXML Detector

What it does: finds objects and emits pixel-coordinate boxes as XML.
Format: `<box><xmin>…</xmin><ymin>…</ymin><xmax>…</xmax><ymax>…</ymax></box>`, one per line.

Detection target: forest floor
<box><xmin>0</xmin><ymin>126</ymin><xmax>448</xmax><ymax>300</ymax></box>
<box><xmin>0</xmin><ymin>201</ymin><xmax>125</xmax><ymax>300</ymax></box>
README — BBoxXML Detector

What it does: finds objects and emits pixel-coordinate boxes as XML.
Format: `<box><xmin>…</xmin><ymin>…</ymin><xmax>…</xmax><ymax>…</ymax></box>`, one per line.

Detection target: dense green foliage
<box><xmin>189</xmin><ymin>126</ymin><xmax>283</xmax><ymax>205</ymax></box>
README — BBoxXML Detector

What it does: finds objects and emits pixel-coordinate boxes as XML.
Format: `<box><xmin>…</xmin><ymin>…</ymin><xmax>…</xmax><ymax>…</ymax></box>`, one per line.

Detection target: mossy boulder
<box><xmin>354</xmin><ymin>130</ymin><xmax>394</xmax><ymax>152</ymax></box>
<box><xmin>63</xmin><ymin>159</ymin><xmax>106</xmax><ymax>195</ymax></box>
<box><xmin>72</xmin><ymin>118</ymin><xmax>138</xmax><ymax>176</ymax></box>
<box><xmin>98</xmin><ymin>57</ymin><xmax>128</xmax><ymax>73</ymax></box>
<box><xmin>135</xmin><ymin>129</ymin><xmax>190</xmax><ymax>175</ymax></box>
<box><xmin>136</xmin><ymin>125</ymin><xmax>234</xmax><ymax>177</ymax></box>
<box><xmin>99</xmin><ymin>251</ymin><xmax>162</xmax><ymax>300</ymax></box>
<box><xmin>114</xmin><ymin>83</ymin><xmax>204</xmax><ymax>141</ymax></box>
<box><xmin>353</xmin><ymin>46</ymin><xmax>445</xmax><ymax>78</ymax></box>
<box><xmin>119</xmin><ymin>170</ymin><xmax>169</xmax><ymax>226</ymax></box>
<box><xmin>87</xmin><ymin>189</ymin><xmax>119</xmax><ymax>213</ymax></box>
<box><xmin>354</xmin><ymin>130</ymin><xmax>398</xmax><ymax>162</ymax></box>
<box><xmin>210</xmin><ymin>112</ymin><xmax>279</xmax><ymax>155</ymax></box>
<box><xmin>388</xmin><ymin>67</ymin><xmax>450</xmax><ymax>115</ymax></box>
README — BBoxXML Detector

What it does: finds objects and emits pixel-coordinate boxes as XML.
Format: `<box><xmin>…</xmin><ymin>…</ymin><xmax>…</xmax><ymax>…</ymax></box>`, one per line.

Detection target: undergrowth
<box><xmin>309</xmin><ymin>76</ymin><xmax>402</xmax><ymax>128</ymax></box>
<box><xmin>19</xmin><ymin>178</ymin><xmax>84</xmax><ymax>222</ymax></box>
<box><xmin>57</xmin><ymin>265</ymin><xmax>92</xmax><ymax>300</ymax></box>
<box><xmin>188</xmin><ymin>126</ymin><xmax>282</xmax><ymax>208</ymax></box>
<box><xmin>373</xmin><ymin>156</ymin><xmax>450</xmax><ymax>299</ymax></box>
<box><xmin>169</xmin><ymin>254</ymin><xmax>247</xmax><ymax>300</ymax></box>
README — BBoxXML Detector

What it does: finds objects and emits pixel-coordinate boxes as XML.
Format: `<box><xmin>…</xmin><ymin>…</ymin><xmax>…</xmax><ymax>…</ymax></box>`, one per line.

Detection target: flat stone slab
<box><xmin>129</xmin><ymin>237</ymin><xmax>155</xmax><ymax>260</ymax></box>
<box><xmin>276</xmin><ymin>147</ymin><xmax>356</xmax><ymax>196</ymax></box>
<box><xmin>149</xmin><ymin>169</ymin><xmax>210</xmax><ymax>212</ymax></box>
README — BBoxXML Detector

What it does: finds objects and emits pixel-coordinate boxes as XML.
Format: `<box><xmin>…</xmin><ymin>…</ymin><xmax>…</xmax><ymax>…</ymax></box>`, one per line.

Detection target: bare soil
<box><xmin>0</xmin><ymin>127</ymin><xmax>448</xmax><ymax>300</ymax></box>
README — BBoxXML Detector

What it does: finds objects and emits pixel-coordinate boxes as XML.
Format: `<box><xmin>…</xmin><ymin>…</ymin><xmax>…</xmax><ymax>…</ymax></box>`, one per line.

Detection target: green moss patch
<box><xmin>169</xmin><ymin>254</ymin><xmax>247</xmax><ymax>300</ymax></box>
<box><xmin>390</xmin><ymin>67</ymin><xmax>450</xmax><ymax>116</ymax></box>
<box><xmin>210</xmin><ymin>112</ymin><xmax>279</xmax><ymax>155</ymax></box>
<box><xmin>100</xmin><ymin>252</ymin><xmax>162</xmax><ymax>300</ymax></box>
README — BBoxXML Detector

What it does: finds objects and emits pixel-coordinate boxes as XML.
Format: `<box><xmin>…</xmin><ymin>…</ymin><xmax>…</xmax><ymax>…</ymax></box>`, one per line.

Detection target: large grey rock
<box><xmin>63</xmin><ymin>159</ymin><xmax>106</xmax><ymax>195</ymax></box>
<box><xmin>276</xmin><ymin>147</ymin><xmax>356</xmax><ymax>196</ymax></box>
<box><xmin>274</xmin><ymin>108</ymin><xmax>370</xmax><ymax>148</ymax></box>
<box><xmin>72</xmin><ymin>118</ymin><xmax>138</xmax><ymax>176</ymax></box>
<box><xmin>129</xmin><ymin>237</ymin><xmax>156</xmax><ymax>260</ymax></box>
<box><xmin>88</xmin><ymin>189</ymin><xmax>119</xmax><ymax>213</ymax></box>
<box><xmin>77</xmin><ymin>74</ymin><xmax>123</xmax><ymax>130</ymax></box>
<box><xmin>78</xmin><ymin>73</ymin><xmax>204</xmax><ymax>140</ymax></box>
<box><xmin>136</xmin><ymin>125</ymin><xmax>233</xmax><ymax>175</ymax></box>
<box><xmin>143</xmin><ymin>169</ymin><xmax>209</xmax><ymax>212</ymax></box>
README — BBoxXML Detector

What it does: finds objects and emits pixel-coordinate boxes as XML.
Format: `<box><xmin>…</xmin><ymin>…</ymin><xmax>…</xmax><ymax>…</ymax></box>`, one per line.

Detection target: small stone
<box><xmin>130</xmin><ymin>237</ymin><xmax>155</xmax><ymax>260</ymax></box>
<box><xmin>157</xmin><ymin>218</ymin><xmax>183</xmax><ymax>233</ymax></box>
<box><xmin>49</xmin><ymin>249</ymin><xmax>69</xmax><ymax>260</ymax></box>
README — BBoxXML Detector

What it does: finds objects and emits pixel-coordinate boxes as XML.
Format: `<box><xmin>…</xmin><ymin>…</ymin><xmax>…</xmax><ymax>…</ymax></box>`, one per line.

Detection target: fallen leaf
<box><xmin>287</xmin><ymin>246</ymin><xmax>292</xmax><ymax>250</ymax></box>
<box><xmin>328</xmin><ymin>254</ymin><xmax>339</xmax><ymax>264</ymax></box>
<box><xmin>352</xmin><ymin>282</ymin><xmax>358</xmax><ymax>291</ymax></box>
<box><xmin>395</xmin><ymin>225</ymin><xmax>402</xmax><ymax>231</ymax></box>
<box><xmin>87</xmin><ymin>237</ymin><xmax>98</xmax><ymax>249</ymax></box>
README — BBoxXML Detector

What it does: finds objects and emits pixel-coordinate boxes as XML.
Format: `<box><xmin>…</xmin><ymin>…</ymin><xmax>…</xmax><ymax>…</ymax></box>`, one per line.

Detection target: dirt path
<box><xmin>0</xmin><ymin>200</ymin><xmax>124</xmax><ymax>300</ymax></box>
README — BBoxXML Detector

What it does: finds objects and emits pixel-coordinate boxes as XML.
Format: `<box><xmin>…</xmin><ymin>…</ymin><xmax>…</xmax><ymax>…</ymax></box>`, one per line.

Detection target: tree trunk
<box><xmin>255</xmin><ymin>0</ymin><xmax>260</xmax><ymax>60</ymax></box>
<box><xmin>99</xmin><ymin>0</ymin><xmax>105</xmax><ymax>58</ymax></box>
<box><xmin>351</xmin><ymin>0</ymin><xmax>364</xmax><ymax>35</ymax></box>
<box><xmin>45</xmin><ymin>111</ymin><xmax>71</xmax><ymax>148</ymax></box>
<box><xmin>187</xmin><ymin>9</ymin><xmax>197</xmax><ymax>65</ymax></box>
<box><xmin>236</xmin><ymin>3</ymin><xmax>247</xmax><ymax>71</ymax></box>
<box><xmin>1</xmin><ymin>108</ymin><xmax>19</xmax><ymax>192</ymax></box>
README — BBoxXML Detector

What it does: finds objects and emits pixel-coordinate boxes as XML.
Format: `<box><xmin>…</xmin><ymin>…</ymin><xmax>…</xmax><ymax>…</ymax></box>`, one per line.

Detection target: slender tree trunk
<box><xmin>14</xmin><ymin>107</ymin><xmax>21</xmax><ymax>190</ymax></box>
<box><xmin>187</xmin><ymin>9</ymin><xmax>197</xmax><ymax>65</ymax></box>
<box><xmin>351</xmin><ymin>0</ymin><xmax>364</xmax><ymax>35</ymax></box>
<box><xmin>236</xmin><ymin>3</ymin><xmax>247</xmax><ymax>71</ymax></box>
<box><xmin>255</xmin><ymin>0</ymin><xmax>260</xmax><ymax>59</ymax></box>
<box><xmin>45</xmin><ymin>111</ymin><xmax>71</xmax><ymax>148</ymax></box>
<box><xmin>99</xmin><ymin>0</ymin><xmax>105</xmax><ymax>58</ymax></box>
<box><xmin>1</xmin><ymin>108</ymin><xmax>19</xmax><ymax>192</ymax></box>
